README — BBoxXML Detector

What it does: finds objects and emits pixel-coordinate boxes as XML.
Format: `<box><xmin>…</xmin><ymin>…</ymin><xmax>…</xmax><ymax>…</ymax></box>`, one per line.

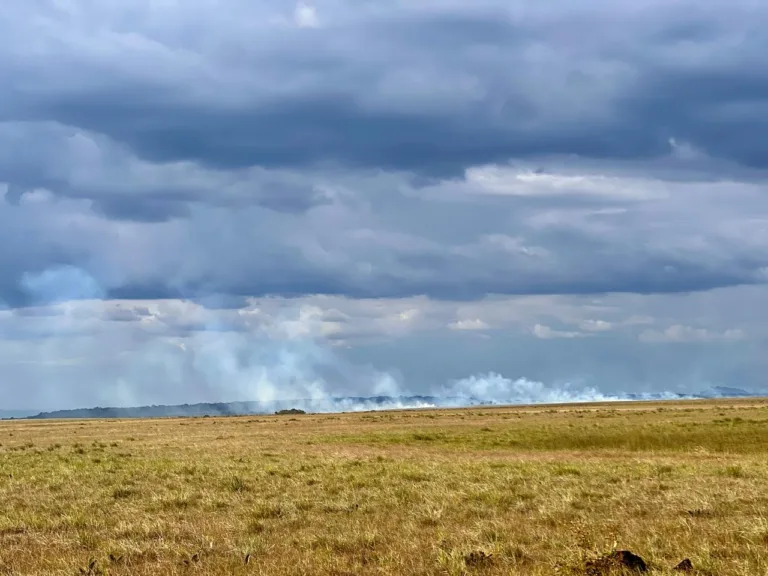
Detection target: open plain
<box><xmin>1</xmin><ymin>398</ymin><xmax>768</xmax><ymax>575</ymax></box>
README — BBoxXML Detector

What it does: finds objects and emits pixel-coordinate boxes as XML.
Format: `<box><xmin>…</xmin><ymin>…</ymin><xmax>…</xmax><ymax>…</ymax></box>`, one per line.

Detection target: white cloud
<box><xmin>532</xmin><ymin>324</ymin><xmax>587</xmax><ymax>339</ymax></box>
<box><xmin>639</xmin><ymin>325</ymin><xmax>746</xmax><ymax>343</ymax></box>
<box><xmin>449</xmin><ymin>318</ymin><xmax>490</xmax><ymax>331</ymax></box>
<box><xmin>294</xmin><ymin>2</ymin><xmax>319</xmax><ymax>28</ymax></box>
<box><xmin>461</xmin><ymin>164</ymin><xmax>667</xmax><ymax>201</ymax></box>
<box><xmin>580</xmin><ymin>319</ymin><xmax>613</xmax><ymax>332</ymax></box>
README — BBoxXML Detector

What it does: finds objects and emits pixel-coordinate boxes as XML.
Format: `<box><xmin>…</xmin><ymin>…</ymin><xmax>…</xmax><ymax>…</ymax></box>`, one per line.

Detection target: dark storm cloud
<box><xmin>0</xmin><ymin>0</ymin><xmax>767</xmax><ymax>307</ymax></box>
<box><xmin>0</xmin><ymin>122</ymin><xmax>333</xmax><ymax>222</ymax></box>
<box><xmin>20</xmin><ymin>95</ymin><xmax>666</xmax><ymax>177</ymax></box>
<box><xmin>3</xmin><ymin>0</ymin><xmax>768</xmax><ymax>177</ymax></box>
<box><xmin>3</xmin><ymin>189</ymin><xmax>764</xmax><ymax>309</ymax></box>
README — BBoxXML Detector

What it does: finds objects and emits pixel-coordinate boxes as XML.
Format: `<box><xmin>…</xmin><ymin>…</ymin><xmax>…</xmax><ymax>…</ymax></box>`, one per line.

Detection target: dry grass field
<box><xmin>2</xmin><ymin>399</ymin><xmax>768</xmax><ymax>575</ymax></box>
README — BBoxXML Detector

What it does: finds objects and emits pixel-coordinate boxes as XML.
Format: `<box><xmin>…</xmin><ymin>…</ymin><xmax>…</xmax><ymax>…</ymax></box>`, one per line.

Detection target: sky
<box><xmin>1</xmin><ymin>0</ymin><xmax>768</xmax><ymax>410</ymax></box>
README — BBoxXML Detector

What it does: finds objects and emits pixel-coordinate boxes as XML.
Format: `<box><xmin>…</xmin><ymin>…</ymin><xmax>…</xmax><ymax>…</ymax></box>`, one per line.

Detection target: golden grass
<box><xmin>1</xmin><ymin>398</ymin><xmax>768</xmax><ymax>575</ymax></box>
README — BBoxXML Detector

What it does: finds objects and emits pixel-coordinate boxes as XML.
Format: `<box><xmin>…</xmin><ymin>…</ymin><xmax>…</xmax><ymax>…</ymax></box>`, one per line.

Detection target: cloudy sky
<box><xmin>2</xmin><ymin>0</ymin><xmax>767</xmax><ymax>410</ymax></box>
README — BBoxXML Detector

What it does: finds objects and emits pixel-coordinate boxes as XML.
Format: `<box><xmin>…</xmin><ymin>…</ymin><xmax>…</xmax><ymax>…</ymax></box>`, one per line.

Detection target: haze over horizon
<box><xmin>2</xmin><ymin>0</ymin><xmax>768</xmax><ymax>411</ymax></box>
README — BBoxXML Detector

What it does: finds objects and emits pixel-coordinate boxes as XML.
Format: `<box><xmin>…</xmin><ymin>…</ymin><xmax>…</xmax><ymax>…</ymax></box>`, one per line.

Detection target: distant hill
<box><xmin>10</xmin><ymin>386</ymin><xmax>764</xmax><ymax>420</ymax></box>
<box><xmin>22</xmin><ymin>395</ymin><xmax>483</xmax><ymax>420</ymax></box>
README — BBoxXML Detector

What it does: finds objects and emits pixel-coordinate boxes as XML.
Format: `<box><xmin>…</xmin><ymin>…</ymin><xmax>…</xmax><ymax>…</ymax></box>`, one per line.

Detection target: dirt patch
<box><xmin>585</xmin><ymin>550</ymin><xmax>648</xmax><ymax>574</ymax></box>
<box><xmin>464</xmin><ymin>550</ymin><xmax>494</xmax><ymax>567</ymax></box>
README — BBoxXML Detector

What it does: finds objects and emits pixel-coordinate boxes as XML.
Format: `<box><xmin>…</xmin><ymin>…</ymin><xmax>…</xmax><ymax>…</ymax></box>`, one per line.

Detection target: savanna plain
<box><xmin>1</xmin><ymin>399</ymin><xmax>768</xmax><ymax>575</ymax></box>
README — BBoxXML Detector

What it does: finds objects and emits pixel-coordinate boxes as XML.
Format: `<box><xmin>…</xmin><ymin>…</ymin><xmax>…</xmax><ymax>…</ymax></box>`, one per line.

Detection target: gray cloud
<box><xmin>1</xmin><ymin>0</ymin><xmax>768</xmax><ymax>408</ymax></box>
<box><xmin>2</xmin><ymin>148</ymin><xmax>768</xmax><ymax>307</ymax></box>
<box><xmin>4</xmin><ymin>0</ymin><xmax>768</xmax><ymax>175</ymax></box>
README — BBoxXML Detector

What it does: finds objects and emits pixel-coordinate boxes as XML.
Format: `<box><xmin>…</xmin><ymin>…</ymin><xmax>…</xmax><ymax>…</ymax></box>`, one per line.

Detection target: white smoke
<box><xmin>437</xmin><ymin>372</ymin><xmax>621</xmax><ymax>405</ymax></box>
<box><xmin>114</xmin><ymin>329</ymin><xmax>409</xmax><ymax>411</ymax></box>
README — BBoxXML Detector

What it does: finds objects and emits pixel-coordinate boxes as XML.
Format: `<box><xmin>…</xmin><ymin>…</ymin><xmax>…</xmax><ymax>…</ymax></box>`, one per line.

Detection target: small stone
<box><xmin>674</xmin><ymin>558</ymin><xmax>694</xmax><ymax>571</ymax></box>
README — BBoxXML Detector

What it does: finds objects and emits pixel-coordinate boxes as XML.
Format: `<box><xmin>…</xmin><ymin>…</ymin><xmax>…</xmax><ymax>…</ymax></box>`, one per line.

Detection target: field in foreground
<box><xmin>2</xmin><ymin>399</ymin><xmax>768</xmax><ymax>575</ymax></box>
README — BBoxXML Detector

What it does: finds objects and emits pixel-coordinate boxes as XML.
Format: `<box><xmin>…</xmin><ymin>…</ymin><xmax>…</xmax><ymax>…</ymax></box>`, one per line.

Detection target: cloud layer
<box><xmin>1</xmin><ymin>0</ymin><xmax>767</xmax><ymax>408</ymax></box>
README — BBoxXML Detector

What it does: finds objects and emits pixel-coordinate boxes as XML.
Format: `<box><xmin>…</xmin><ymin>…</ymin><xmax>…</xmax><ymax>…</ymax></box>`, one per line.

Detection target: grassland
<box><xmin>1</xmin><ymin>399</ymin><xmax>768</xmax><ymax>575</ymax></box>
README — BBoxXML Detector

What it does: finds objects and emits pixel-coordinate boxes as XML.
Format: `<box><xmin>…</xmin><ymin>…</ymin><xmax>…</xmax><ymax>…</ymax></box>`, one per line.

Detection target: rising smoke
<box><xmin>438</xmin><ymin>373</ymin><xmax>620</xmax><ymax>405</ymax></box>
